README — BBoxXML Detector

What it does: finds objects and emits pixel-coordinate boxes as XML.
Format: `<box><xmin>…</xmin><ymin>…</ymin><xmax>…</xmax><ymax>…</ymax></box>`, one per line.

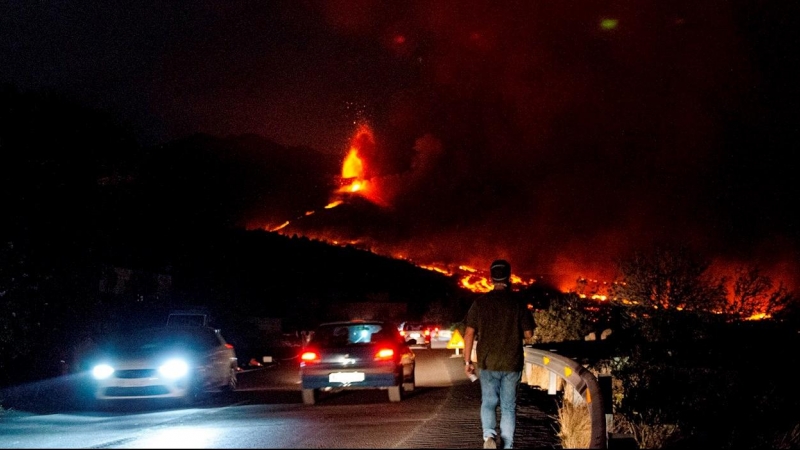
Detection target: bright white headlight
<box><xmin>159</xmin><ymin>358</ymin><xmax>189</xmax><ymax>378</ymax></box>
<box><xmin>92</xmin><ymin>364</ymin><xmax>115</xmax><ymax>380</ymax></box>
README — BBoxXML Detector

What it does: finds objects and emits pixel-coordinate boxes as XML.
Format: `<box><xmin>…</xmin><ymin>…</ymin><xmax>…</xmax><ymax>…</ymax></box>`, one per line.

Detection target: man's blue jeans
<box><xmin>479</xmin><ymin>369</ymin><xmax>522</xmax><ymax>449</ymax></box>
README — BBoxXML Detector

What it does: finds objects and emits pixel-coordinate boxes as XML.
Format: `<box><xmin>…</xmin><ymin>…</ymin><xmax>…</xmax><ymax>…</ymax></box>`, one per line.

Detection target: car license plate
<box><xmin>329</xmin><ymin>372</ymin><xmax>365</xmax><ymax>383</ymax></box>
<box><xmin>117</xmin><ymin>378</ymin><xmax>151</xmax><ymax>387</ymax></box>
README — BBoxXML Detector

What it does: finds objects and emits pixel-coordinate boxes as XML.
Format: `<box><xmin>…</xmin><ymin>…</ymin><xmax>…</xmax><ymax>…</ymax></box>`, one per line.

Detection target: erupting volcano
<box><xmin>254</xmin><ymin>123</ymin><xmax>534</xmax><ymax>293</ymax></box>
<box><xmin>248</xmin><ymin>122</ymin><xmax>797</xmax><ymax>310</ymax></box>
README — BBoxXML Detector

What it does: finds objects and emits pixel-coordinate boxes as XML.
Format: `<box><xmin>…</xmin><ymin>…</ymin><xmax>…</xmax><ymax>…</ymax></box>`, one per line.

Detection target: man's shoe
<box><xmin>483</xmin><ymin>436</ymin><xmax>497</xmax><ymax>449</ymax></box>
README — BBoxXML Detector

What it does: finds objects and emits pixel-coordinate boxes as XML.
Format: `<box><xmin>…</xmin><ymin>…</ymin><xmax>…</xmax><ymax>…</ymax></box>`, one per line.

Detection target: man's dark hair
<box><xmin>490</xmin><ymin>259</ymin><xmax>511</xmax><ymax>282</ymax></box>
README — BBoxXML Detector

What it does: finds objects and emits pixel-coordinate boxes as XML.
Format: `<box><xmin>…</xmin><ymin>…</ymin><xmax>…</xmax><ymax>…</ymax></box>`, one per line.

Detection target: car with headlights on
<box><xmin>89</xmin><ymin>325</ymin><xmax>238</xmax><ymax>405</ymax></box>
<box><xmin>299</xmin><ymin>320</ymin><xmax>415</xmax><ymax>405</ymax></box>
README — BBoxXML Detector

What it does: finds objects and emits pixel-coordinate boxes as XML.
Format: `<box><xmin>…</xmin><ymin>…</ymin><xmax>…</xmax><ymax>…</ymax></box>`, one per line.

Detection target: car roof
<box><xmin>110</xmin><ymin>325</ymin><xmax>222</xmax><ymax>338</ymax></box>
<box><xmin>98</xmin><ymin>325</ymin><xmax>225</xmax><ymax>347</ymax></box>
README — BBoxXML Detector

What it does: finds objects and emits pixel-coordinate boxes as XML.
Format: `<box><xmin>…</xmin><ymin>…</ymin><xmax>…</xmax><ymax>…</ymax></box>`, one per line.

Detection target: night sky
<box><xmin>3</xmin><ymin>0</ymin><xmax>799</xmax><ymax>292</ymax></box>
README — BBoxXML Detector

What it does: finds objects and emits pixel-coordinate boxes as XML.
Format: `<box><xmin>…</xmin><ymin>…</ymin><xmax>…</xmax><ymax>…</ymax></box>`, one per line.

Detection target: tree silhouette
<box><xmin>611</xmin><ymin>244</ymin><xmax>726</xmax><ymax>313</ymax></box>
<box><xmin>725</xmin><ymin>264</ymin><xmax>793</xmax><ymax>319</ymax></box>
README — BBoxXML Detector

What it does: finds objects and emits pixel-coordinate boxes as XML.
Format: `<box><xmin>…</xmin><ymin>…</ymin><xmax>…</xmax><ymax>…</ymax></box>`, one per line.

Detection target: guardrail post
<box><xmin>599</xmin><ymin>374</ymin><xmax>614</xmax><ymax>445</ymax></box>
<box><xmin>548</xmin><ymin>371</ymin><xmax>558</xmax><ymax>395</ymax></box>
<box><xmin>525</xmin><ymin>361</ymin><xmax>533</xmax><ymax>385</ymax></box>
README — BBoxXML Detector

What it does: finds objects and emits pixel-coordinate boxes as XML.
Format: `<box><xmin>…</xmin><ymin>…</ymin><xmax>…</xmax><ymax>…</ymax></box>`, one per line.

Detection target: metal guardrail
<box><xmin>523</xmin><ymin>346</ymin><xmax>606</xmax><ymax>449</ymax></box>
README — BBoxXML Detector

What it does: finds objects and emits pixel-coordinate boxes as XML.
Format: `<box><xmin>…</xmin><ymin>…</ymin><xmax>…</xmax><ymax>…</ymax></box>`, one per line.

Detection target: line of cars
<box><xmin>83</xmin><ymin>315</ymin><xmax>436</xmax><ymax>407</ymax></box>
<box><xmin>397</xmin><ymin>321</ymin><xmax>446</xmax><ymax>348</ymax></box>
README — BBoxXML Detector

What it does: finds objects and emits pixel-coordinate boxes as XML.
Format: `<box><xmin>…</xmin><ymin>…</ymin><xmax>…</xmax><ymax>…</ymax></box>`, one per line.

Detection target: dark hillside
<box><xmin>95</xmin><ymin>132</ymin><xmax>341</xmax><ymax>247</ymax></box>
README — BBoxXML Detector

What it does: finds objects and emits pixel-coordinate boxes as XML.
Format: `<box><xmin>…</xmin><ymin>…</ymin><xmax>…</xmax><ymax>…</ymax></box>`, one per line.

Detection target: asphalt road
<box><xmin>0</xmin><ymin>348</ymin><xmax>561</xmax><ymax>448</ymax></box>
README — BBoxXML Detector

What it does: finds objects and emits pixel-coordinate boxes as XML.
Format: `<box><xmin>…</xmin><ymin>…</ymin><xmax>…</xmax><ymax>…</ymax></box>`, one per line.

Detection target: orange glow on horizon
<box><xmin>253</xmin><ymin>221</ymin><xmax>790</xmax><ymax>311</ymax></box>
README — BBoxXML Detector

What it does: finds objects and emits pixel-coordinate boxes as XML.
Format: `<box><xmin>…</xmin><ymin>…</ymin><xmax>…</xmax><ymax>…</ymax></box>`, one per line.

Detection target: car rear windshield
<box><xmin>311</xmin><ymin>323</ymin><xmax>393</xmax><ymax>348</ymax></box>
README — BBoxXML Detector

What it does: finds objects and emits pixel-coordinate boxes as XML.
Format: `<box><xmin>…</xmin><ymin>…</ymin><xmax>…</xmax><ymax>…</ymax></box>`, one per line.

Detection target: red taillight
<box><xmin>424</xmin><ymin>329</ymin><xmax>430</xmax><ymax>336</ymax></box>
<box><xmin>374</xmin><ymin>348</ymin><xmax>395</xmax><ymax>361</ymax></box>
<box><xmin>225</xmin><ymin>343</ymin><xmax>234</xmax><ymax>349</ymax></box>
<box><xmin>301</xmin><ymin>351</ymin><xmax>320</xmax><ymax>363</ymax></box>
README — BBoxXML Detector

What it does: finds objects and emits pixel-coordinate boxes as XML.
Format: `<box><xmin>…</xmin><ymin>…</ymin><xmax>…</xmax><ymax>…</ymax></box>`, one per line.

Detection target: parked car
<box><xmin>299</xmin><ymin>320</ymin><xmax>416</xmax><ymax>405</ymax></box>
<box><xmin>88</xmin><ymin>325</ymin><xmax>238</xmax><ymax>405</ymax></box>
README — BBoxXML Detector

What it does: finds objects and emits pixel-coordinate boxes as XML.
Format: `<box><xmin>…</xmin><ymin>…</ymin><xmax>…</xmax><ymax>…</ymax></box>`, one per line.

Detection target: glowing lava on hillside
<box><xmin>253</xmin><ymin>122</ymin><xmax>796</xmax><ymax>316</ymax></box>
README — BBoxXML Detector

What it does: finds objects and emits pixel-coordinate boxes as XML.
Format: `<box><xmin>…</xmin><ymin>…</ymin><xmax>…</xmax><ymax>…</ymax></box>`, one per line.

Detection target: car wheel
<box><xmin>182</xmin><ymin>377</ymin><xmax>207</xmax><ymax>407</ymax></box>
<box><xmin>90</xmin><ymin>399</ymin><xmax>111</xmax><ymax>412</ymax></box>
<box><xmin>388</xmin><ymin>385</ymin><xmax>402</xmax><ymax>402</ymax></box>
<box><xmin>403</xmin><ymin>373</ymin><xmax>416</xmax><ymax>393</ymax></box>
<box><xmin>223</xmin><ymin>367</ymin><xmax>237</xmax><ymax>392</ymax></box>
<box><xmin>301</xmin><ymin>388</ymin><xmax>317</xmax><ymax>405</ymax></box>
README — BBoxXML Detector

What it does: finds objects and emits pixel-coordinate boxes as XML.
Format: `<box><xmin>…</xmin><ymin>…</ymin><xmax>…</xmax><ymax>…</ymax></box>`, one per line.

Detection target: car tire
<box><xmin>182</xmin><ymin>376</ymin><xmax>206</xmax><ymax>407</ymax></box>
<box><xmin>388</xmin><ymin>385</ymin><xmax>403</xmax><ymax>402</ymax></box>
<box><xmin>403</xmin><ymin>373</ymin><xmax>416</xmax><ymax>393</ymax></box>
<box><xmin>90</xmin><ymin>398</ymin><xmax>111</xmax><ymax>412</ymax></box>
<box><xmin>222</xmin><ymin>367</ymin><xmax>237</xmax><ymax>392</ymax></box>
<box><xmin>301</xmin><ymin>388</ymin><xmax>317</xmax><ymax>405</ymax></box>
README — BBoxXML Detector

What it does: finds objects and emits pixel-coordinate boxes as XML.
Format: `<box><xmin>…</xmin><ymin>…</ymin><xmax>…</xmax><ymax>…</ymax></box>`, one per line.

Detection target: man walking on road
<box><xmin>464</xmin><ymin>259</ymin><xmax>535</xmax><ymax>449</ymax></box>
